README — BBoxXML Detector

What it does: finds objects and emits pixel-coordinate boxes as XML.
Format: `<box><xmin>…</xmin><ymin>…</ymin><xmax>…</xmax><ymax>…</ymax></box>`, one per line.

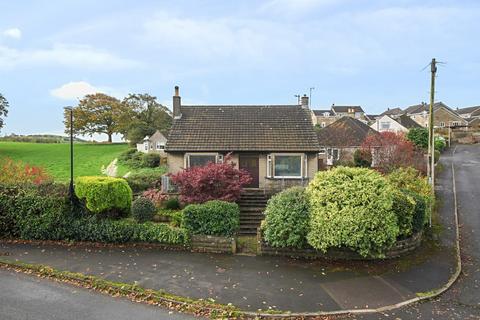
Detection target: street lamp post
<box><xmin>65</xmin><ymin>107</ymin><xmax>74</xmax><ymax>204</ymax></box>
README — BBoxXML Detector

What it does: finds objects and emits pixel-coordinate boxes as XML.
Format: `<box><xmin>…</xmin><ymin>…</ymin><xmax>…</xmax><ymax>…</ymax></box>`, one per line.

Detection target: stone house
<box><xmin>312</xmin><ymin>104</ymin><xmax>367</xmax><ymax>128</ymax></box>
<box><xmin>403</xmin><ymin>102</ymin><xmax>467</xmax><ymax>128</ymax></box>
<box><xmin>136</xmin><ymin>130</ymin><xmax>168</xmax><ymax>155</ymax></box>
<box><xmin>165</xmin><ymin>87</ymin><xmax>320</xmax><ymax>193</ymax></box>
<box><xmin>317</xmin><ymin>117</ymin><xmax>378</xmax><ymax>167</ymax></box>
<box><xmin>370</xmin><ymin>114</ymin><xmax>421</xmax><ymax>133</ymax></box>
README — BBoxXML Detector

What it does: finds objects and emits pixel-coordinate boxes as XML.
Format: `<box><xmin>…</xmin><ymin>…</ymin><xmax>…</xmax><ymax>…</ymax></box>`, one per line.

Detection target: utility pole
<box><xmin>428</xmin><ymin>58</ymin><xmax>437</xmax><ymax>188</ymax></box>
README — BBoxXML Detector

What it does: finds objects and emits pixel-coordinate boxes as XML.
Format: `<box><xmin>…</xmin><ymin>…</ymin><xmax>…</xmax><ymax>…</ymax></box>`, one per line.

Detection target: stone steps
<box><xmin>237</xmin><ymin>190</ymin><xmax>269</xmax><ymax>236</ymax></box>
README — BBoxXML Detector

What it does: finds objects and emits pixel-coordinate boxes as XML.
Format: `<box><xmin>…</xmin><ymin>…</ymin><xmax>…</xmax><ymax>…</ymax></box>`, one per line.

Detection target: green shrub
<box><xmin>156</xmin><ymin>209</ymin><xmax>184</xmax><ymax>227</ymax></box>
<box><xmin>183</xmin><ymin>200</ymin><xmax>239</xmax><ymax>236</ymax></box>
<box><xmin>0</xmin><ymin>185</ymin><xmax>188</xmax><ymax>245</ymax></box>
<box><xmin>262</xmin><ymin>187</ymin><xmax>310</xmax><ymax>248</ymax></box>
<box><xmin>387</xmin><ymin>167</ymin><xmax>433</xmax><ymax>224</ymax></box>
<box><xmin>353</xmin><ymin>149</ymin><xmax>372</xmax><ymax>168</ymax></box>
<box><xmin>124</xmin><ymin>167</ymin><xmax>166</xmax><ymax>193</ymax></box>
<box><xmin>306</xmin><ymin>167</ymin><xmax>399</xmax><ymax>258</ymax></box>
<box><xmin>434</xmin><ymin>150</ymin><xmax>440</xmax><ymax>163</ymax></box>
<box><xmin>435</xmin><ymin>137</ymin><xmax>446</xmax><ymax>152</ymax></box>
<box><xmin>131</xmin><ymin>197</ymin><xmax>156</xmax><ymax>223</ymax></box>
<box><xmin>404</xmin><ymin>190</ymin><xmax>426</xmax><ymax>233</ymax></box>
<box><xmin>164</xmin><ymin>197</ymin><xmax>181</xmax><ymax>210</ymax></box>
<box><xmin>141</xmin><ymin>153</ymin><xmax>161</xmax><ymax>168</ymax></box>
<box><xmin>392</xmin><ymin>190</ymin><xmax>416</xmax><ymax>238</ymax></box>
<box><xmin>74</xmin><ymin>176</ymin><xmax>132</xmax><ymax>218</ymax></box>
<box><xmin>118</xmin><ymin>148</ymin><xmax>138</xmax><ymax>163</ymax></box>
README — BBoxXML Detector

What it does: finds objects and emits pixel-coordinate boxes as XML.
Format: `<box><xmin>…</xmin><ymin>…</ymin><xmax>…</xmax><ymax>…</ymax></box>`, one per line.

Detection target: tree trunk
<box><xmin>107</xmin><ymin>133</ymin><xmax>113</xmax><ymax>143</ymax></box>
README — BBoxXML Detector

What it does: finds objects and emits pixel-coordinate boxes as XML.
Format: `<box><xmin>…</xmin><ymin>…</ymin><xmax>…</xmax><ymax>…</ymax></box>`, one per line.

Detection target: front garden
<box><xmin>0</xmin><ymin>150</ymin><xmax>433</xmax><ymax>260</ymax></box>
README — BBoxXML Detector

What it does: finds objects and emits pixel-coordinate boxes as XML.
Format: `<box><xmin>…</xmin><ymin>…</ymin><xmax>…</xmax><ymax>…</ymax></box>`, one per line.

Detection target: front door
<box><xmin>239</xmin><ymin>155</ymin><xmax>259</xmax><ymax>188</ymax></box>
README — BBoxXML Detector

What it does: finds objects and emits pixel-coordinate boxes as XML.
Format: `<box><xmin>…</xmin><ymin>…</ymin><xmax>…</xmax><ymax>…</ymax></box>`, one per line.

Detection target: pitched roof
<box><xmin>317</xmin><ymin>117</ymin><xmax>378</xmax><ymax>147</ymax></box>
<box><xmin>457</xmin><ymin>106</ymin><xmax>480</xmax><ymax>115</ymax></box>
<box><xmin>166</xmin><ymin>105</ymin><xmax>320</xmax><ymax>152</ymax></box>
<box><xmin>404</xmin><ymin>102</ymin><xmax>454</xmax><ymax>114</ymax></box>
<box><xmin>312</xmin><ymin>109</ymin><xmax>335</xmax><ymax>116</ymax></box>
<box><xmin>380</xmin><ymin>107</ymin><xmax>403</xmax><ymax>116</ymax></box>
<box><xmin>332</xmin><ymin>105</ymin><xmax>364</xmax><ymax>113</ymax></box>
<box><xmin>396</xmin><ymin>114</ymin><xmax>421</xmax><ymax>129</ymax></box>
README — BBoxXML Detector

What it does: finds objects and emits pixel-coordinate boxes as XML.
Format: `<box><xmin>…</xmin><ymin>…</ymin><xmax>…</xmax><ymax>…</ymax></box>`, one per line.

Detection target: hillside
<box><xmin>0</xmin><ymin>142</ymin><xmax>130</xmax><ymax>181</ymax></box>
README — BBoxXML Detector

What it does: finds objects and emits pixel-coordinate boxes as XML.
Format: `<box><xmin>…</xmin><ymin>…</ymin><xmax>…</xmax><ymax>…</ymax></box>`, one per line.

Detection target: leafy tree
<box><xmin>64</xmin><ymin>93</ymin><xmax>128</xmax><ymax>143</ymax></box>
<box><xmin>121</xmin><ymin>94</ymin><xmax>172</xmax><ymax>145</ymax></box>
<box><xmin>170</xmin><ymin>156</ymin><xmax>252</xmax><ymax>204</ymax></box>
<box><xmin>362</xmin><ymin>131</ymin><xmax>424</xmax><ymax>174</ymax></box>
<box><xmin>406</xmin><ymin>128</ymin><xmax>428</xmax><ymax>149</ymax></box>
<box><xmin>0</xmin><ymin>93</ymin><xmax>9</xmax><ymax>131</ymax></box>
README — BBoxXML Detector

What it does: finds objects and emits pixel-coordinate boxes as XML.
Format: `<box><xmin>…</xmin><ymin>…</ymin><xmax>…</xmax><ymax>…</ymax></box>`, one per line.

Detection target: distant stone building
<box><xmin>137</xmin><ymin>130</ymin><xmax>168</xmax><ymax>155</ymax></box>
<box><xmin>403</xmin><ymin>102</ymin><xmax>467</xmax><ymax>128</ymax></box>
<box><xmin>312</xmin><ymin>104</ymin><xmax>367</xmax><ymax>128</ymax></box>
<box><xmin>370</xmin><ymin>114</ymin><xmax>421</xmax><ymax>133</ymax></box>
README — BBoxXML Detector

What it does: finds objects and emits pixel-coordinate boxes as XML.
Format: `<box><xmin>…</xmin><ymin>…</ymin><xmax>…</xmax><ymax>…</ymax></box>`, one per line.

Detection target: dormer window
<box><xmin>156</xmin><ymin>142</ymin><xmax>165</xmax><ymax>150</ymax></box>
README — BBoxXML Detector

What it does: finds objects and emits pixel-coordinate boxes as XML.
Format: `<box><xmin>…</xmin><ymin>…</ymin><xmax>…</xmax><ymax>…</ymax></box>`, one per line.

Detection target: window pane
<box><xmin>189</xmin><ymin>155</ymin><xmax>216</xmax><ymax>167</ymax></box>
<box><xmin>274</xmin><ymin>155</ymin><xmax>301</xmax><ymax>177</ymax></box>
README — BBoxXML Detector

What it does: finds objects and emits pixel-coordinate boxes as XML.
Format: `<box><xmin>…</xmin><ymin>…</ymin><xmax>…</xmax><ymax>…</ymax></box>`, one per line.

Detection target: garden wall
<box><xmin>257</xmin><ymin>230</ymin><xmax>422</xmax><ymax>260</ymax></box>
<box><xmin>190</xmin><ymin>235</ymin><xmax>236</xmax><ymax>254</ymax></box>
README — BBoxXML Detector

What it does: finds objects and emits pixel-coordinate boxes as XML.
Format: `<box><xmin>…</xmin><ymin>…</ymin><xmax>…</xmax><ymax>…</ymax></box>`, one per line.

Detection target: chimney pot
<box><xmin>301</xmin><ymin>94</ymin><xmax>309</xmax><ymax>108</ymax></box>
<box><xmin>173</xmin><ymin>85</ymin><xmax>182</xmax><ymax>119</ymax></box>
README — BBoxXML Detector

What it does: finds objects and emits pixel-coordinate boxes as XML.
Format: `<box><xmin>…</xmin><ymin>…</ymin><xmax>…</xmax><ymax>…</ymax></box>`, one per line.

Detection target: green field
<box><xmin>0</xmin><ymin>142</ymin><xmax>131</xmax><ymax>181</ymax></box>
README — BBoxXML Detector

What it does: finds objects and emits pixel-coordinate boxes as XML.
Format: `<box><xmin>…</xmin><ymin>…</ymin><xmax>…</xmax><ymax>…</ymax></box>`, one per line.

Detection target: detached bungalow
<box><xmin>317</xmin><ymin>117</ymin><xmax>378</xmax><ymax>167</ymax></box>
<box><xmin>165</xmin><ymin>87</ymin><xmax>320</xmax><ymax>193</ymax></box>
<box><xmin>370</xmin><ymin>114</ymin><xmax>421</xmax><ymax>133</ymax></box>
<box><xmin>136</xmin><ymin>130</ymin><xmax>168</xmax><ymax>154</ymax></box>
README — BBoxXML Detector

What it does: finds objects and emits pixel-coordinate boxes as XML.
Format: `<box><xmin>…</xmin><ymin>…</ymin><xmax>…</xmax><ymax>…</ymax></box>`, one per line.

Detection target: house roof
<box><xmin>165</xmin><ymin>105</ymin><xmax>320</xmax><ymax>152</ymax></box>
<box><xmin>380</xmin><ymin>107</ymin><xmax>403</xmax><ymax>116</ymax></box>
<box><xmin>317</xmin><ymin>116</ymin><xmax>378</xmax><ymax>147</ymax></box>
<box><xmin>312</xmin><ymin>109</ymin><xmax>335</xmax><ymax>116</ymax></box>
<box><xmin>396</xmin><ymin>114</ymin><xmax>421</xmax><ymax>129</ymax></box>
<box><xmin>404</xmin><ymin>102</ymin><xmax>455</xmax><ymax>114</ymax></box>
<box><xmin>332</xmin><ymin>105</ymin><xmax>364</xmax><ymax>113</ymax></box>
<box><xmin>144</xmin><ymin>130</ymin><xmax>167</xmax><ymax>142</ymax></box>
<box><xmin>457</xmin><ymin>106</ymin><xmax>480</xmax><ymax>116</ymax></box>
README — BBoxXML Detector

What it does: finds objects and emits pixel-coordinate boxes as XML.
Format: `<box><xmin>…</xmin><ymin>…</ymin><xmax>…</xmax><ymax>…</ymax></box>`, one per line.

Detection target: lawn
<box><xmin>0</xmin><ymin>142</ymin><xmax>131</xmax><ymax>181</ymax></box>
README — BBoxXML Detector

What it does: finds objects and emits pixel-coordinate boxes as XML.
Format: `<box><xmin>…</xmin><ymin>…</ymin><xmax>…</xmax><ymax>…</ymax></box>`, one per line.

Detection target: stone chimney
<box><xmin>173</xmin><ymin>85</ymin><xmax>181</xmax><ymax>119</ymax></box>
<box><xmin>301</xmin><ymin>94</ymin><xmax>309</xmax><ymax>108</ymax></box>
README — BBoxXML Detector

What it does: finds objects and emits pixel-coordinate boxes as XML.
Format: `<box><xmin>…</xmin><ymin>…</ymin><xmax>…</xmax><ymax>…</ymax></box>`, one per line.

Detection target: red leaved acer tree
<box><xmin>362</xmin><ymin>132</ymin><xmax>425</xmax><ymax>174</ymax></box>
<box><xmin>0</xmin><ymin>158</ymin><xmax>52</xmax><ymax>185</ymax></box>
<box><xmin>170</xmin><ymin>155</ymin><xmax>252</xmax><ymax>204</ymax></box>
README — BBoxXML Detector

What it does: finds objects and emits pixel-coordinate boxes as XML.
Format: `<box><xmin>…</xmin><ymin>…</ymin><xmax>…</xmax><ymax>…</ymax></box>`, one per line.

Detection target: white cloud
<box><xmin>258</xmin><ymin>0</ymin><xmax>342</xmax><ymax>16</ymax></box>
<box><xmin>0</xmin><ymin>43</ymin><xmax>140</xmax><ymax>70</ymax></box>
<box><xmin>2</xmin><ymin>28</ymin><xmax>22</xmax><ymax>39</ymax></box>
<box><xmin>50</xmin><ymin>81</ymin><xmax>102</xmax><ymax>100</ymax></box>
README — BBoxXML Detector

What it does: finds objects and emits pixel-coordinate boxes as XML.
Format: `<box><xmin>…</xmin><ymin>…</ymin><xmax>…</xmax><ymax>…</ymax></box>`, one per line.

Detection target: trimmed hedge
<box><xmin>131</xmin><ymin>197</ymin><xmax>156</xmax><ymax>223</ymax></box>
<box><xmin>0</xmin><ymin>185</ymin><xmax>189</xmax><ymax>245</ymax></box>
<box><xmin>404</xmin><ymin>189</ymin><xmax>427</xmax><ymax>234</ymax></box>
<box><xmin>125</xmin><ymin>168</ymin><xmax>166</xmax><ymax>194</ymax></box>
<box><xmin>75</xmin><ymin>176</ymin><xmax>132</xmax><ymax>217</ymax></box>
<box><xmin>262</xmin><ymin>187</ymin><xmax>310</xmax><ymax>249</ymax></box>
<box><xmin>392</xmin><ymin>189</ymin><xmax>416</xmax><ymax>238</ymax></box>
<box><xmin>306</xmin><ymin>167</ymin><xmax>399</xmax><ymax>258</ymax></box>
<box><xmin>183</xmin><ymin>200</ymin><xmax>239</xmax><ymax>236</ymax></box>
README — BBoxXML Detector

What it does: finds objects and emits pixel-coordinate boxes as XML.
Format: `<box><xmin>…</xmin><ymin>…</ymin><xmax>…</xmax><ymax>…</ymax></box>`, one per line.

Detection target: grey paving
<box><xmin>0</xmin><ymin>268</ymin><xmax>195</xmax><ymax>320</ymax></box>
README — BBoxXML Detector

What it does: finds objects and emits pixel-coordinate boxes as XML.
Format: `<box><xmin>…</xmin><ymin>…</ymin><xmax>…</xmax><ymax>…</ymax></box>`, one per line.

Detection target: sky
<box><xmin>0</xmin><ymin>0</ymin><xmax>479</xmax><ymax>140</ymax></box>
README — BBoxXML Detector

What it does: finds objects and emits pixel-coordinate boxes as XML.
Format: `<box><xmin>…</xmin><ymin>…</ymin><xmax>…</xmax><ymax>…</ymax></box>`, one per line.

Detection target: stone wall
<box><xmin>190</xmin><ymin>235</ymin><xmax>236</xmax><ymax>254</ymax></box>
<box><xmin>257</xmin><ymin>230</ymin><xmax>423</xmax><ymax>260</ymax></box>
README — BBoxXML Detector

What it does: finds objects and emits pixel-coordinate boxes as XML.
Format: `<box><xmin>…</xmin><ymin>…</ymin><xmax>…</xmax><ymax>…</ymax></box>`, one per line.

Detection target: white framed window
<box><xmin>273</xmin><ymin>154</ymin><xmax>303</xmax><ymax>178</ymax></box>
<box><xmin>323</xmin><ymin>112</ymin><xmax>330</xmax><ymax>117</ymax></box>
<box><xmin>185</xmin><ymin>153</ymin><xmax>223</xmax><ymax>168</ymax></box>
<box><xmin>321</xmin><ymin>122</ymin><xmax>326</xmax><ymax>128</ymax></box>
<box><xmin>439</xmin><ymin>121</ymin><xmax>445</xmax><ymax>127</ymax></box>
<box><xmin>451</xmin><ymin>121</ymin><xmax>460</xmax><ymax>127</ymax></box>
<box><xmin>380</xmin><ymin>121</ymin><xmax>390</xmax><ymax>130</ymax></box>
<box><xmin>266</xmin><ymin>154</ymin><xmax>272</xmax><ymax>178</ymax></box>
<box><xmin>144</xmin><ymin>142</ymin><xmax>148</xmax><ymax>151</ymax></box>
<box><xmin>156</xmin><ymin>142</ymin><xmax>165</xmax><ymax>150</ymax></box>
<box><xmin>318</xmin><ymin>148</ymin><xmax>326</xmax><ymax>155</ymax></box>
<box><xmin>327</xmin><ymin>148</ymin><xmax>340</xmax><ymax>160</ymax></box>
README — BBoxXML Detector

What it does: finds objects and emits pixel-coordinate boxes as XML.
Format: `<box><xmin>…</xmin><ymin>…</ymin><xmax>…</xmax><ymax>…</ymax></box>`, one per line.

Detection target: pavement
<box><xmin>0</xmin><ymin>145</ymin><xmax>475</xmax><ymax>318</ymax></box>
<box><xmin>0</xmin><ymin>267</ymin><xmax>195</xmax><ymax>320</ymax></box>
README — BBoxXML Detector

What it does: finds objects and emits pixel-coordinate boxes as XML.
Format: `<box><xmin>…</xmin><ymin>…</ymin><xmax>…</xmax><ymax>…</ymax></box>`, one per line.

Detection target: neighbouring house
<box><xmin>379</xmin><ymin>107</ymin><xmax>404</xmax><ymax>118</ymax></box>
<box><xmin>370</xmin><ymin>114</ymin><xmax>421</xmax><ymax>133</ymax></box>
<box><xmin>136</xmin><ymin>130</ymin><xmax>168</xmax><ymax>155</ymax></box>
<box><xmin>165</xmin><ymin>87</ymin><xmax>320</xmax><ymax>193</ymax></box>
<box><xmin>312</xmin><ymin>104</ymin><xmax>367</xmax><ymax>128</ymax></box>
<box><xmin>403</xmin><ymin>102</ymin><xmax>467</xmax><ymax>129</ymax></box>
<box><xmin>317</xmin><ymin>117</ymin><xmax>378</xmax><ymax>167</ymax></box>
<box><xmin>457</xmin><ymin>106</ymin><xmax>480</xmax><ymax>119</ymax></box>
